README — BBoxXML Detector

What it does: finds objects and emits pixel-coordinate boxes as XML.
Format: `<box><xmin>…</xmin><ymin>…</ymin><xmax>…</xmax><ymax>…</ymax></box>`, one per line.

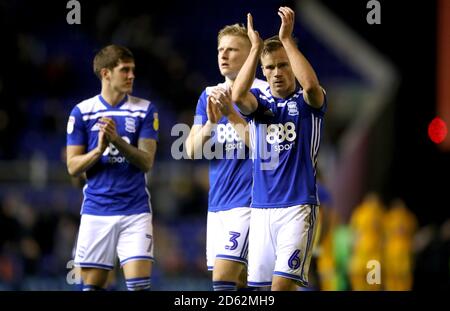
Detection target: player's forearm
<box><xmin>185</xmin><ymin>121</ymin><xmax>215</xmax><ymax>159</ymax></box>
<box><xmin>111</xmin><ymin>136</ymin><xmax>153</xmax><ymax>172</ymax></box>
<box><xmin>232</xmin><ymin>47</ymin><xmax>261</xmax><ymax>114</ymax></box>
<box><xmin>281</xmin><ymin>38</ymin><xmax>320</xmax><ymax>92</ymax></box>
<box><xmin>227</xmin><ymin>112</ymin><xmax>249</xmax><ymax>147</ymax></box>
<box><xmin>67</xmin><ymin>148</ymin><xmax>103</xmax><ymax>177</ymax></box>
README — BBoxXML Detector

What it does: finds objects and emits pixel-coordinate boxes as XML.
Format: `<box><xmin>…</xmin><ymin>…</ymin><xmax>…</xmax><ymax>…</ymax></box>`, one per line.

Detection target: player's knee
<box><xmin>213</xmin><ymin>260</ymin><xmax>245</xmax><ymax>282</ymax></box>
<box><xmin>81</xmin><ymin>268</ymin><xmax>109</xmax><ymax>289</ymax></box>
<box><xmin>271</xmin><ymin>277</ymin><xmax>299</xmax><ymax>291</ymax></box>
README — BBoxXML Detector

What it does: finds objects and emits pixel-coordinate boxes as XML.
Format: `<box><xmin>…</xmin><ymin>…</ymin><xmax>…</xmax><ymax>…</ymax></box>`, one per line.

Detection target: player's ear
<box><xmin>100</xmin><ymin>68</ymin><xmax>110</xmax><ymax>81</ymax></box>
<box><xmin>261</xmin><ymin>66</ymin><xmax>268</xmax><ymax>79</ymax></box>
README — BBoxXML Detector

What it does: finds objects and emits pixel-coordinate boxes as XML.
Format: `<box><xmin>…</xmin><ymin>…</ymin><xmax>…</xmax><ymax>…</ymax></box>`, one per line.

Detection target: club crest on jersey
<box><xmin>153</xmin><ymin>112</ymin><xmax>159</xmax><ymax>131</ymax></box>
<box><xmin>67</xmin><ymin>116</ymin><xmax>75</xmax><ymax>134</ymax></box>
<box><xmin>125</xmin><ymin>117</ymin><xmax>136</xmax><ymax>133</ymax></box>
<box><xmin>287</xmin><ymin>101</ymin><xmax>299</xmax><ymax>116</ymax></box>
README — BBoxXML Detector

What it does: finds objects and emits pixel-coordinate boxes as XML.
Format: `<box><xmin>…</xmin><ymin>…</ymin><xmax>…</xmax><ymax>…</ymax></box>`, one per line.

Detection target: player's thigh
<box><xmin>271</xmin><ymin>275</ymin><xmax>299</xmax><ymax>291</ymax></box>
<box><xmin>274</xmin><ymin>204</ymin><xmax>319</xmax><ymax>287</ymax></box>
<box><xmin>74</xmin><ymin>214</ymin><xmax>119</xmax><ymax>270</ymax></box>
<box><xmin>209</xmin><ymin>208</ymin><xmax>251</xmax><ymax>268</ymax></box>
<box><xmin>206</xmin><ymin>211</ymin><xmax>223</xmax><ymax>271</ymax></box>
<box><xmin>247</xmin><ymin>208</ymin><xmax>275</xmax><ymax>288</ymax></box>
<box><xmin>218</xmin><ymin>207</ymin><xmax>251</xmax><ymax>257</ymax></box>
<box><xmin>117</xmin><ymin>213</ymin><xmax>154</xmax><ymax>271</ymax></box>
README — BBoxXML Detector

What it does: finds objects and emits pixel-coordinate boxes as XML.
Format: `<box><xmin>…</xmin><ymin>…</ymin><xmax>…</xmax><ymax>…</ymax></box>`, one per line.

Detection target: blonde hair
<box><xmin>217</xmin><ymin>23</ymin><xmax>250</xmax><ymax>46</ymax></box>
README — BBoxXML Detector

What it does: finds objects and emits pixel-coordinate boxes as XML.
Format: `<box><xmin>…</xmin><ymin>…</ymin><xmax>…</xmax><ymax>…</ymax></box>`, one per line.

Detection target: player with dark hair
<box><xmin>66</xmin><ymin>44</ymin><xmax>158</xmax><ymax>291</ymax></box>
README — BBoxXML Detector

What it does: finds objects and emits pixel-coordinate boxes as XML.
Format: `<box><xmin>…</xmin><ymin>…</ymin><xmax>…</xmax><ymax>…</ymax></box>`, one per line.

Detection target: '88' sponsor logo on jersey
<box><xmin>103</xmin><ymin>136</ymin><xmax>130</xmax><ymax>163</ymax></box>
<box><xmin>216</xmin><ymin>123</ymin><xmax>242</xmax><ymax>144</ymax></box>
<box><xmin>266</xmin><ymin>122</ymin><xmax>296</xmax><ymax>144</ymax></box>
<box><xmin>266</xmin><ymin>122</ymin><xmax>297</xmax><ymax>153</ymax></box>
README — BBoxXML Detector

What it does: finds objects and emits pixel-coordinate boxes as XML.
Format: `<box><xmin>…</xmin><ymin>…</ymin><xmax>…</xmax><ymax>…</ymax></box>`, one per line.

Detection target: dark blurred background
<box><xmin>0</xmin><ymin>0</ymin><xmax>448</xmax><ymax>290</ymax></box>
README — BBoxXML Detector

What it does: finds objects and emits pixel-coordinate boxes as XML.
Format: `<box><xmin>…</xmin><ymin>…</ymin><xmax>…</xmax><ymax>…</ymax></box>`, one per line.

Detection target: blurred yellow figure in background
<box><xmin>316</xmin><ymin>203</ymin><xmax>341</xmax><ymax>290</ymax></box>
<box><xmin>316</xmin><ymin>226</ymin><xmax>338</xmax><ymax>290</ymax></box>
<box><xmin>383</xmin><ymin>199</ymin><xmax>418</xmax><ymax>290</ymax></box>
<box><xmin>314</xmin><ymin>182</ymin><xmax>341</xmax><ymax>290</ymax></box>
<box><xmin>349</xmin><ymin>192</ymin><xmax>385</xmax><ymax>290</ymax></box>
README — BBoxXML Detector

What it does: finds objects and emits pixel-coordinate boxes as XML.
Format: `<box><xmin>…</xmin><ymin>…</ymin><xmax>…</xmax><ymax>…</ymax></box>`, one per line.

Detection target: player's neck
<box><xmin>271</xmin><ymin>90</ymin><xmax>285</xmax><ymax>99</ymax></box>
<box><xmin>101</xmin><ymin>90</ymin><xmax>127</xmax><ymax>107</ymax></box>
<box><xmin>225</xmin><ymin>77</ymin><xmax>234</xmax><ymax>88</ymax></box>
<box><xmin>271</xmin><ymin>86</ymin><xmax>296</xmax><ymax>99</ymax></box>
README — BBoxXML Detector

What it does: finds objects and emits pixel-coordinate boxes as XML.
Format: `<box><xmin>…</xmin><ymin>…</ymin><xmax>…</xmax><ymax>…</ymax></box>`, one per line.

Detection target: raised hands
<box><xmin>278</xmin><ymin>6</ymin><xmax>295</xmax><ymax>42</ymax></box>
<box><xmin>247</xmin><ymin>13</ymin><xmax>263</xmax><ymax>49</ymax></box>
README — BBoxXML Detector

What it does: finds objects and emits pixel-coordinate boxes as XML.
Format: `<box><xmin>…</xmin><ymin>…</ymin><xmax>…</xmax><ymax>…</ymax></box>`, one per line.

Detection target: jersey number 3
<box><xmin>225</xmin><ymin>231</ymin><xmax>241</xmax><ymax>251</ymax></box>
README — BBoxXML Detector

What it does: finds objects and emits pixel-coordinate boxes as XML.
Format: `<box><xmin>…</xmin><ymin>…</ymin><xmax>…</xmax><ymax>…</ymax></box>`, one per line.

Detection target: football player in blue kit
<box><xmin>185</xmin><ymin>24</ymin><xmax>268</xmax><ymax>291</ymax></box>
<box><xmin>232</xmin><ymin>7</ymin><xmax>326</xmax><ymax>291</ymax></box>
<box><xmin>66</xmin><ymin>45</ymin><xmax>158</xmax><ymax>291</ymax></box>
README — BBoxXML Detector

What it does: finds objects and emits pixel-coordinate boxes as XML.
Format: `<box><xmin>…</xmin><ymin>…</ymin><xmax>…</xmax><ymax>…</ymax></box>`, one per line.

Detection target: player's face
<box><xmin>109</xmin><ymin>60</ymin><xmax>135</xmax><ymax>94</ymax></box>
<box><xmin>217</xmin><ymin>35</ymin><xmax>251</xmax><ymax>80</ymax></box>
<box><xmin>261</xmin><ymin>48</ymin><xmax>296</xmax><ymax>98</ymax></box>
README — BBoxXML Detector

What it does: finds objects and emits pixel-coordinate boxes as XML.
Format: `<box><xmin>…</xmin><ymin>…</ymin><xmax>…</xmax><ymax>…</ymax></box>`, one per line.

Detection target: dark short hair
<box><xmin>261</xmin><ymin>35</ymin><xmax>284</xmax><ymax>58</ymax></box>
<box><xmin>93</xmin><ymin>44</ymin><xmax>134</xmax><ymax>79</ymax></box>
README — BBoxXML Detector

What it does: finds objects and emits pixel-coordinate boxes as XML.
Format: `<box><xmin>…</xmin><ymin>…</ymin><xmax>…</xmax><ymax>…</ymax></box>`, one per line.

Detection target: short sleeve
<box><xmin>302</xmin><ymin>88</ymin><xmax>327</xmax><ymax>117</ymax></box>
<box><xmin>193</xmin><ymin>90</ymin><xmax>208</xmax><ymax>125</ymax></box>
<box><xmin>66</xmin><ymin>106</ymin><xmax>87</xmax><ymax>146</ymax></box>
<box><xmin>139</xmin><ymin>103</ymin><xmax>159</xmax><ymax>141</ymax></box>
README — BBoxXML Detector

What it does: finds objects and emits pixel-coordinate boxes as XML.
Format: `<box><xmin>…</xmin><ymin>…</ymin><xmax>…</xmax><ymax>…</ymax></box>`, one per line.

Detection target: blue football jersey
<box><xmin>67</xmin><ymin>94</ymin><xmax>159</xmax><ymax>216</ymax></box>
<box><xmin>250</xmin><ymin>88</ymin><xmax>326</xmax><ymax>208</ymax></box>
<box><xmin>194</xmin><ymin>79</ymin><xmax>269</xmax><ymax>212</ymax></box>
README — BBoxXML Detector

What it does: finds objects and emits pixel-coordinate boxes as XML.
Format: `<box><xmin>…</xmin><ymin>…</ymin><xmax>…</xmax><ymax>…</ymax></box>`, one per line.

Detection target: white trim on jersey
<box><xmin>206</xmin><ymin>78</ymin><xmax>269</xmax><ymax>97</ymax></box>
<box><xmin>122</xmin><ymin>95</ymin><xmax>152</xmax><ymax>110</ymax></box>
<box><xmin>314</xmin><ymin>118</ymin><xmax>322</xmax><ymax>166</ymax></box>
<box><xmin>310</xmin><ymin>114</ymin><xmax>321</xmax><ymax>177</ymax></box>
<box><xmin>76</xmin><ymin>95</ymin><xmax>151</xmax><ymax>115</ymax></box>
<box><xmin>249</xmin><ymin>120</ymin><xmax>256</xmax><ymax>161</ymax></box>
<box><xmin>77</xmin><ymin>98</ymin><xmax>106</xmax><ymax>114</ymax></box>
<box><xmin>277</xmin><ymin>91</ymin><xmax>302</xmax><ymax>107</ymax></box>
<box><xmin>248</xmin><ymin>120</ymin><xmax>257</xmax><ymax>207</ymax></box>
<box><xmin>252</xmin><ymin>79</ymin><xmax>271</xmax><ymax>95</ymax></box>
<box><xmin>80</xmin><ymin>184</ymin><xmax>88</xmax><ymax>215</ymax></box>
<box><xmin>144</xmin><ymin>174</ymin><xmax>152</xmax><ymax>213</ymax></box>
<box><xmin>205</xmin><ymin>82</ymin><xmax>228</xmax><ymax>95</ymax></box>
<box><xmin>259</xmin><ymin>93</ymin><xmax>276</xmax><ymax>104</ymax></box>
<box><xmin>82</xmin><ymin>110</ymin><xmax>146</xmax><ymax>121</ymax></box>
